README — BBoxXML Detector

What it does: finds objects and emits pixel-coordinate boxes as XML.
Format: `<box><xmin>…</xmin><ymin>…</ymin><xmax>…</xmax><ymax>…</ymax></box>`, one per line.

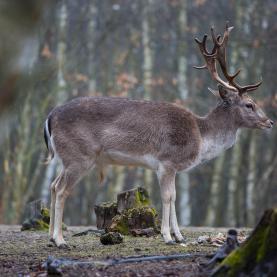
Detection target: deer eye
<box><xmin>245</xmin><ymin>103</ymin><xmax>254</xmax><ymax>110</ymax></box>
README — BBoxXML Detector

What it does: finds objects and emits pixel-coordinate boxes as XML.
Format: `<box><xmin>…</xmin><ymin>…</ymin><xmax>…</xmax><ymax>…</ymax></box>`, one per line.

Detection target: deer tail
<box><xmin>44</xmin><ymin>117</ymin><xmax>54</xmax><ymax>164</ymax></box>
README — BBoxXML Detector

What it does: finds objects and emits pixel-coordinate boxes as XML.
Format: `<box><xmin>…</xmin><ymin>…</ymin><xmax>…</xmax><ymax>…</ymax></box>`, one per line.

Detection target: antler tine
<box><xmin>237</xmin><ymin>80</ymin><xmax>263</xmax><ymax>95</ymax></box>
<box><xmin>195</xmin><ymin>35</ymin><xmax>210</xmax><ymax>55</ymax></box>
<box><xmin>213</xmin><ymin>23</ymin><xmax>262</xmax><ymax>95</ymax></box>
<box><xmin>193</xmin><ymin>35</ymin><xmax>209</xmax><ymax>70</ymax></box>
<box><xmin>194</xmin><ymin>27</ymin><xmax>237</xmax><ymax>91</ymax></box>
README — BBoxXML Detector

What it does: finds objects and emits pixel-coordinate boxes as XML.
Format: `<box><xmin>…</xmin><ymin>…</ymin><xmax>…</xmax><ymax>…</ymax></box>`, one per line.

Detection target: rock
<box><xmin>100</xmin><ymin>232</ymin><xmax>123</xmax><ymax>245</ymax></box>
<box><xmin>42</xmin><ymin>256</ymin><xmax>63</xmax><ymax>275</ymax></box>
<box><xmin>109</xmin><ymin>206</ymin><xmax>160</xmax><ymax>235</ymax></box>
<box><xmin>213</xmin><ymin>209</ymin><xmax>277</xmax><ymax>276</ymax></box>
<box><xmin>117</xmin><ymin>187</ymin><xmax>150</xmax><ymax>213</ymax></box>
<box><xmin>197</xmin><ymin>235</ymin><xmax>210</xmax><ymax>244</ymax></box>
<box><xmin>94</xmin><ymin>202</ymin><xmax>118</xmax><ymax>229</ymax></box>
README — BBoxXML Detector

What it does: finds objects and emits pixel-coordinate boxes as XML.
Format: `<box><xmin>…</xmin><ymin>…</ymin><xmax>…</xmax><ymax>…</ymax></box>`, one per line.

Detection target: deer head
<box><xmin>194</xmin><ymin>23</ymin><xmax>274</xmax><ymax>130</ymax></box>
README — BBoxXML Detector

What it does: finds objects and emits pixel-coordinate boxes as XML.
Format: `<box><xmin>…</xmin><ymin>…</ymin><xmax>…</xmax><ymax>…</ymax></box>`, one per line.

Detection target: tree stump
<box><xmin>21</xmin><ymin>199</ymin><xmax>67</xmax><ymax>231</ymax></box>
<box><xmin>109</xmin><ymin>207</ymin><xmax>159</xmax><ymax>235</ymax></box>
<box><xmin>94</xmin><ymin>187</ymin><xmax>160</xmax><ymax>236</ymax></box>
<box><xmin>94</xmin><ymin>202</ymin><xmax>118</xmax><ymax>229</ymax></box>
<box><xmin>117</xmin><ymin>187</ymin><xmax>150</xmax><ymax>213</ymax></box>
<box><xmin>213</xmin><ymin>208</ymin><xmax>277</xmax><ymax>276</ymax></box>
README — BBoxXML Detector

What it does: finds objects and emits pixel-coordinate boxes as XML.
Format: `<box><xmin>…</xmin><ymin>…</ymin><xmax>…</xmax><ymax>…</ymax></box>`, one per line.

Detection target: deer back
<box><xmin>48</xmin><ymin>97</ymin><xmax>201</xmax><ymax>170</ymax></box>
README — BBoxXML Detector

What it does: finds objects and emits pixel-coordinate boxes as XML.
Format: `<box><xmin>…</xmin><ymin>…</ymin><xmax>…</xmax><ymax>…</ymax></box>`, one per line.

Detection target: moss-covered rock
<box><xmin>21</xmin><ymin>218</ymin><xmax>49</xmax><ymax>231</ymax></box>
<box><xmin>213</xmin><ymin>208</ymin><xmax>277</xmax><ymax>276</ymax></box>
<box><xmin>100</xmin><ymin>232</ymin><xmax>123</xmax><ymax>245</ymax></box>
<box><xmin>109</xmin><ymin>206</ymin><xmax>160</xmax><ymax>235</ymax></box>
<box><xmin>21</xmin><ymin>206</ymin><xmax>67</xmax><ymax>231</ymax></box>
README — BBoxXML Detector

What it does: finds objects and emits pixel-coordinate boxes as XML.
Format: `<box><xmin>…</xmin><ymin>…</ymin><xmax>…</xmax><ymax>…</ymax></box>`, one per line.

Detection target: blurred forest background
<box><xmin>0</xmin><ymin>0</ymin><xmax>276</xmax><ymax>228</ymax></box>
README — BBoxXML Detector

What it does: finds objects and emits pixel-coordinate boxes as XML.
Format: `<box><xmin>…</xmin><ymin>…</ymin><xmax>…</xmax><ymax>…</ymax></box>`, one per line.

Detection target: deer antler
<box><xmin>194</xmin><ymin>23</ymin><xmax>262</xmax><ymax>96</ymax></box>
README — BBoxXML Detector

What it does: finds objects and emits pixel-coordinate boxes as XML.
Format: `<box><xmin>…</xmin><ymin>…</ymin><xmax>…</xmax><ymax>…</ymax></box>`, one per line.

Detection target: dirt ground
<box><xmin>0</xmin><ymin>225</ymin><xmax>250</xmax><ymax>276</ymax></box>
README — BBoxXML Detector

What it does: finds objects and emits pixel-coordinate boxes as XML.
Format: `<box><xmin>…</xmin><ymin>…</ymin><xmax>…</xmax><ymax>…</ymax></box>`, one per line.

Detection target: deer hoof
<box><xmin>166</xmin><ymin>240</ymin><xmax>176</xmax><ymax>245</ymax></box>
<box><xmin>176</xmin><ymin>238</ymin><xmax>186</xmax><ymax>244</ymax></box>
<box><xmin>49</xmin><ymin>238</ymin><xmax>55</xmax><ymax>243</ymax></box>
<box><xmin>57</xmin><ymin>243</ymin><xmax>71</xmax><ymax>250</ymax></box>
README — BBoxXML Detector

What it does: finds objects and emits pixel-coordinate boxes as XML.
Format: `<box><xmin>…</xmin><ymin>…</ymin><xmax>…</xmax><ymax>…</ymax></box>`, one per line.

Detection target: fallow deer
<box><xmin>44</xmin><ymin>24</ymin><xmax>273</xmax><ymax>247</ymax></box>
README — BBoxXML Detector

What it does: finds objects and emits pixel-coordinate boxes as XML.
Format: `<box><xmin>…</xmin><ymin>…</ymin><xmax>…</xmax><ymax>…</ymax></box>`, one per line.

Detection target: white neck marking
<box><xmin>184</xmin><ymin>130</ymin><xmax>238</xmax><ymax>172</ymax></box>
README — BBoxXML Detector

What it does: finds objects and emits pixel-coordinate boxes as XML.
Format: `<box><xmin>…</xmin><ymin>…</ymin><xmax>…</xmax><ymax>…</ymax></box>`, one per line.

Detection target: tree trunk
<box><xmin>205</xmin><ymin>154</ymin><xmax>225</xmax><ymax>226</ymax></box>
<box><xmin>176</xmin><ymin>0</ymin><xmax>190</xmax><ymax>226</ymax></box>
<box><xmin>142</xmin><ymin>0</ymin><xmax>153</xmax><ymax>98</ymax></box>
<box><xmin>226</xmin><ymin>137</ymin><xmax>241</xmax><ymax>227</ymax></box>
<box><xmin>246</xmin><ymin>132</ymin><xmax>257</xmax><ymax>226</ymax></box>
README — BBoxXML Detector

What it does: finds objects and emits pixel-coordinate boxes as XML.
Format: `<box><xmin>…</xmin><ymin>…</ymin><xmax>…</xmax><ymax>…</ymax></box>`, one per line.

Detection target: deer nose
<box><xmin>269</xmin><ymin>120</ymin><xmax>274</xmax><ymax>126</ymax></box>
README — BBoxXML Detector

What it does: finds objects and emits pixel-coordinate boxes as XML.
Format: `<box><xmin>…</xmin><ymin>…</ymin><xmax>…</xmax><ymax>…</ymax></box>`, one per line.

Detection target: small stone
<box><xmin>100</xmin><ymin>232</ymin><xmax>123</xmax><ymax>245</ymax></box>
<box><xmin>197</xmin><ymin>235</ymin><xmax>210</xmax><ymax>244</ymax></box>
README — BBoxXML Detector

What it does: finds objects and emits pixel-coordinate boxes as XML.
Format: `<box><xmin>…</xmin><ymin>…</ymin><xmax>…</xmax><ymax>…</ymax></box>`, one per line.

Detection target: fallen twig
<box><xmin>42</xmin><ymin>253</ymin><xmax>208</xmax><ymax>274</ymax></box>
<box><xmin>72</xmin><ymin>229</ymin><xmax>105</xmax><ymax>237</ymax></box>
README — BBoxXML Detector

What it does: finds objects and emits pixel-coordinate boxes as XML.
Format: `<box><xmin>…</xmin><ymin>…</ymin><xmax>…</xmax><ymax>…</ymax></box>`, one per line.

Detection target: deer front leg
<box><xmin>52</xmin><ymin>171</ymin><xmax>71</xmax><ymax>248</ymax></box>
<box><xmin>170</xmin><ymin>188</ymin><xmax>185</xmax><ymax>243</ymax></box>
<box><xmin>157</xmin><ymin>165</ymin><xmax>176</xmax><ymax>244</ymax></box>
<box><xmin>49</xmin><ymin>172</ymin><xmax>62</xmax><ymax>241</ymax></box>
<box><xmin>53</xmin><ymin>188</ymin><xmax>68</xmax><ymax>248</ymax></box>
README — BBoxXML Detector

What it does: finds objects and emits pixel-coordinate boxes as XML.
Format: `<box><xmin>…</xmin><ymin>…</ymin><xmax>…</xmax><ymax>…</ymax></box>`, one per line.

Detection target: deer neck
<box><xmin>196</xmin><ymin>104</ymin><xmax>239</xmax><ymax>162</ymax></box>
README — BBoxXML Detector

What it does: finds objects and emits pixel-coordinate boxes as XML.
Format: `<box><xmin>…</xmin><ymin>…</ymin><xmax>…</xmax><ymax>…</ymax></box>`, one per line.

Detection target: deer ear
<box><xmin>218</xmin><ymin>84</ymin><xmax>232</xmax><ymax>101</ymax></box>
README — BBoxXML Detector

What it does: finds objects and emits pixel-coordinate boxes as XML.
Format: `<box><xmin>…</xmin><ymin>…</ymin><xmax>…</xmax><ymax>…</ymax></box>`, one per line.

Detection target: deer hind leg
<box><xmin>49</xmin><ymin>171</ymin><xmax>62</xmax><ymax>240</ymax></box>
<box><xmin>52</xmin><ymin>162</ymin><xmax>93</xmax><ymax>248</ymax></box>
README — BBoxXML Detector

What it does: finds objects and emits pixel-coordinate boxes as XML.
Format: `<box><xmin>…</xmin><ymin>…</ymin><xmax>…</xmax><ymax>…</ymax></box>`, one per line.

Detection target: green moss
<box><xmin>109</xmin><ymin>206</ymin><xmax>159</xmax><ymax>235</ymax></box>
<box><xmin>135</xmin><ymin>188</ymin><xmax>150</xmax><ymax>207</ymax></box>
<box><xmin>34</xmin><ymin>219</ymin><xmax>49</xmax><ymax>231</ymax></box>
<box><xmin>21</xmin><ymin>207</ymin><xmax>67</xmax><ymax>232</ymax></box>
<box><xmin>256</xmin><ymin>226</ymin><xmax>270</xmax><ymax>262</ymax></box>
<box><xmin>41</xmin><ymin>207</ymin><xmax>50</xmax><ymax>224</ymax></box>
<box><xmin>109</xmin><ymin>214</ymin><xmax>129</xmax><ymax>235</ymax></box>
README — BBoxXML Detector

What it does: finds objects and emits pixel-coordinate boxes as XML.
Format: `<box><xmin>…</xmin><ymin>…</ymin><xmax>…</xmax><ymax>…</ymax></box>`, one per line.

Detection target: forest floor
<box><xmin>0</xmin><ymin>225</ymin><xmax>250</xmax><ymax>276</ymax></box>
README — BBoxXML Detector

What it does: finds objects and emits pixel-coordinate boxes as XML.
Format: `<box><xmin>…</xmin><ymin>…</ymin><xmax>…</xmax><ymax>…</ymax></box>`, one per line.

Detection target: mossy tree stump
<box><xmin>21</xmin><ymin>199</ymin><xmax>66</xmax><ymax>231</ymax></box>
<box><xmin>94</xmin><ymin>202</ymin><xmax>118</xmax><ymax>229</ymax></box>
<box><xmin>94</xmin><ymin>187</ymin><xmax>159</xmax><ymax>236</ymax></box>
<box><xmin>109</xmin><ymin>207</ymin><xmax>159</xmax><ymax>235</ymax></box>
<box><xmin>117</xmin><ymin>187</ymin><xmax>150</xmax><ymax>213</ymax></box>
<box><xmin>213</xmin><ymin>208</ymin><xmax>277</xmax><ymax>276</ymax></box>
